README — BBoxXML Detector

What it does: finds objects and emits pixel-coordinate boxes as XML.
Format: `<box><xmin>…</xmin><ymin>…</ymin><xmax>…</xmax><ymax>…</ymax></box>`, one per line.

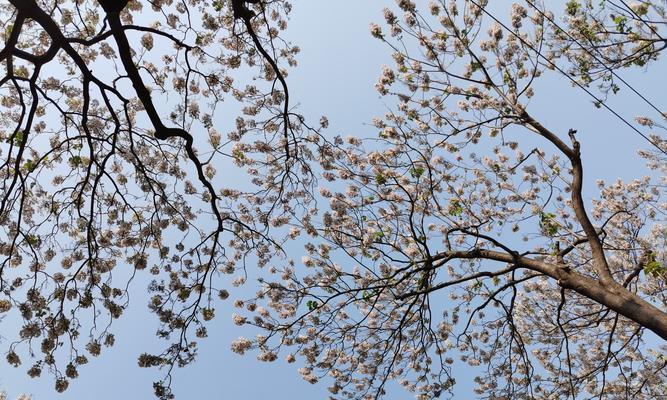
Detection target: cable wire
<box><xmin>468</xmin><ymin>0</ymin><xmax>667</xmax><ymax>155</ymax></box>
<box><xmin>524</xmin><ymin>0</ymin><xmax>664</xmax><ymax>117</ymax></box>
<box><xmin>616</xmin><ymin>0</ymin><xmax>666</xmax><ymax>42</ymax></box>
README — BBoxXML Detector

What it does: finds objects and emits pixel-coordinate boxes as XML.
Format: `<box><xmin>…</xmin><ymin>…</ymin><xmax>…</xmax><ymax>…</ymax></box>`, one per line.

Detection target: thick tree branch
<box><xmin>414</xmin><ymin>248</ymin><xmax>667</xmax><ymax>340</ymax></box>
<box><xmin>566</xmin><ymin>130</ymin><xmax>615</xmax><ymax>286</ymax></box>
<box><xmin>103</xmin><ymin>7</ymin><xmax>225</xmax><ymax>232</ymax></box>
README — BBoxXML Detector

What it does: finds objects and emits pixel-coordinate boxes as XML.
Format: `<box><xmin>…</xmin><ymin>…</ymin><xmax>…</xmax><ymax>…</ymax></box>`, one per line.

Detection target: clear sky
<box><xmin>0</xmin><ymin>1</ymin><xmax>664</xmax><ymax>399</ymax></box>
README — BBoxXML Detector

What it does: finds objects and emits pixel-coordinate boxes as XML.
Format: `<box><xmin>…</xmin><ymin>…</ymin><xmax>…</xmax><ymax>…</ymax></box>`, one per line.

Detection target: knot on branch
<box><xmin>154</xmin><ymin>126</ymin><xmax>190</xmax><ymax>143</ymax></box>
<box><xmin>232</xmin><ymin>0</ymin><xmax>259</xmax><ymax>20</ymax></box>
<box><xmin>568</xmin><ymin>128</ymin><xmax>581</xmax><ymax>155</ymax></box>
<box><xmin>98</xmin><ymin>0</ymin><xmax>129</xmax><ymax>14</ymax></box>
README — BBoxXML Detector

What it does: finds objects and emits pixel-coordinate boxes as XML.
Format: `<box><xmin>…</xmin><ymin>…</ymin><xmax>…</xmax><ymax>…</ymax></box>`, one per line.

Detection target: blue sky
<box><xmin>1</xmin><ymin>1</ymin><xmax>665</xmax><ymax>399</ymax></box>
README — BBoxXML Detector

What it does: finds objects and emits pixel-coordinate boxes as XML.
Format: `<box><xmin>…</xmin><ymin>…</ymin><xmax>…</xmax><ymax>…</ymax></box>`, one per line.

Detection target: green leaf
<box><xmin>565</xmin><ymin>0</ymin><xmax>580</xmax><ymax>16</ymax></box>
<box><xmin>539</xmin><ymin>212</ymin><xmax>559</xmax><ymax>236</ymax></box>
<box><xmin>232</xmin><ymin>149</ymin><xmax>245</xmax><ymax>160</ymax></box>
<box><xmin>306</xmin><ymin>300</ymin><xmax>319</xmax><ymax>311</ymax></box>
<box><xmin>22</xmin><ymin>159</ymin><xmax>35</xmax><ymax>172</ymax></box>
<box><xmin>68</xmin><ymin>155</ymin><xmax>82</xmax><ymax>167</ymax></box>
<box><xmin>410</xmin><ymin>166</ymin><xmax>425</xmax><ymax>178</ymax></box>
<box><xmin>612</xmin><ymin>15</ymin><xmax>628</xmax><ymax>33</ymax></box>
<box><xmin>362</xmin><ymin>289</ymin><xmax>378</xmax><ymax>302</ymax></box>
<box><xmin>645</xmin><ymin>258</ymin><xmax>665</xmax><ymax>278</ymax></box>
<box><xmin>7</xmin><ymin>130</ymin><xmax>23</xmax><ymax>146</ymax></box>
<box><xmin>373</xmin><ymin>231</ymin><xmax>385</xmax><ymax>241</ymax></box>
<box><xmin>448</xmin><ymin>199</ymin><xmax>463</xmax><ymax>216</ymax></box>
<box><xmin>25</xmin><ymin>234</ymin><xmax>39</xmax><ymax>246</ymax></box>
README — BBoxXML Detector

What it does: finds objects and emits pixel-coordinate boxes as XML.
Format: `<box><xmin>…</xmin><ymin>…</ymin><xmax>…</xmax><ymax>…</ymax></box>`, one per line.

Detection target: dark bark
<box><xmin>434</xmin><ymin>248</ymin><xmax>667</xmax><ymax>341</ymax></box>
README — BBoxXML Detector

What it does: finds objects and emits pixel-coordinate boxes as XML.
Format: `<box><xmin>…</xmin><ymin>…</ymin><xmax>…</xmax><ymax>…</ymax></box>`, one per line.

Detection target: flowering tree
<box><xmin>235</xmin><ymin>1</ymin><xmax>667</xmax><ymax>399</ymax></box>
<box><xmin>0</xmin><ymin>0</ymin><xmax>312</xmax><ymax>397</ymax></box>
<box><xmin>0</xmin><ymin>392</ymin><xmax>31</xmax><ymax>400</ymax></box>
<box><xmin>0</xmin><ymin>393</ymin><xmax>31</xmax><ymax>400</ymax></box>
<box><xmin>0</xmin><ymin>0</ymin><xmax>666</xmax><ymax>400</ymax></box>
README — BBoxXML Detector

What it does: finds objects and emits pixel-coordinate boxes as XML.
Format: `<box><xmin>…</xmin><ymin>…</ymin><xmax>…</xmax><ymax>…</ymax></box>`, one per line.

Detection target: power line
<box><xmin>524</xmin><ymin>0</ymin><xmax>664</xmax><ymax>117</ymax></box>
<box><xmin>616</xmin><ymin>0</ymin><xmax>666</xmax><ymax>42</ymax></box>
<box><xmin>467</xmin><ymin>0</ymin><xmax>667</xmax><ymax>155</ymax></box>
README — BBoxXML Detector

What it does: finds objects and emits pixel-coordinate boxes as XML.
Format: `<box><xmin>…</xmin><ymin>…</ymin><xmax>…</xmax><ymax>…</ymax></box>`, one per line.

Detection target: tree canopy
<box><xmin>0</xmin><ymin>0</ymin><xmax>665</xmax><ymax>399</ymax></box>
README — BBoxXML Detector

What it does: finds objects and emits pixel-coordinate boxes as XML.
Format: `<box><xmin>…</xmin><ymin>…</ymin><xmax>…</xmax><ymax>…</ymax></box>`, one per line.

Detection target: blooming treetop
<box><xmin>234</xmin><ymin>1</ymin><xmax>667</xmax><ymax>399</ymax></box>
<box><xmin>0</xmin><ymin>1</ymin><xmax>665</xmax><ymax>400</ymax></box>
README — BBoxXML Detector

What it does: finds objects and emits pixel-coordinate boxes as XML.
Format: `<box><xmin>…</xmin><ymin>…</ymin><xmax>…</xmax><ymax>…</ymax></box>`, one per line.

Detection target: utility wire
<box><xmin>467</xmin><ymin>0</ymin><xmax>667</xmax><ymax>155</ymax></box>
<box><xmin>524</xmin><ymin>0</ymin><xmax>664</xmax><ymax>118</ymax></box>
<box><xmin>616</xmin><ymin>0</ymin><xmax>666</xmax><ymax>42</ymax></box>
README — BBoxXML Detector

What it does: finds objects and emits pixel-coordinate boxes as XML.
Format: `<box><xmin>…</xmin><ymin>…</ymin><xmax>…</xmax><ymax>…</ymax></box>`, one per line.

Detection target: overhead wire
<box><xmin>616</xmin><ymin>0</ymin><xmax>666</xmax><ymax>42</ymax></box>
<box><xmin>467</xmin><ymin>0</ymin><xmax>667</xmax><ymax>155</ymax></box>
<box><xmin>524</xmin><ymin>0</ymin><xmax>663</xmax><ymax>117</ymax></box>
